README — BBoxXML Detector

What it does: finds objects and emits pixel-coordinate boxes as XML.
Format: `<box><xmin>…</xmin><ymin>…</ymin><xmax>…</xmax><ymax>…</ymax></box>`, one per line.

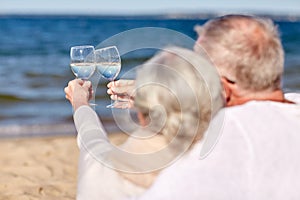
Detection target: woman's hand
<box><xmin>64</xmin><ymin>79</ymin><xmax>92</xmax><ymax>111</ymax></box>
<box><xmin>107</xmin><ymin>80</ymin><xmax>135</xmax><ymax>109</ymax></box>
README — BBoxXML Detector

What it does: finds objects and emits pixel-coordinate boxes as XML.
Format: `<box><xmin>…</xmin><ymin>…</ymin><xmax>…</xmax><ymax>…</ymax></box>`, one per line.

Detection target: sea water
<box><xmin>0</xmin><ymin>15</ymin><xmax>299</xmax><ymax>136</ymax></box>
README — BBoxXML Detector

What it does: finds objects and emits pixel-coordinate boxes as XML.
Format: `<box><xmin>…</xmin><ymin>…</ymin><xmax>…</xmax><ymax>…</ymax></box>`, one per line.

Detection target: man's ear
<box><xmin>221</xmin><ymin>77</ymin><xmax>232</xmax><ymax>104</ymax></box>
<box><xmin>222</xmin><ymin>76</ymin><xmax>245</xmax><ymax>106</ymax></box>
<box><xmin>221</xmin><ymin>76</ymin><xmax>242</xmax><ymax>105</ymax></box>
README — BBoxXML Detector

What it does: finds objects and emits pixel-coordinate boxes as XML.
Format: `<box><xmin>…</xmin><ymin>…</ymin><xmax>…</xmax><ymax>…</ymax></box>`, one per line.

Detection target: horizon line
<box><xmin>0</xmin><ymin>11</ymin><xmax>300</xmax><ymax>21</ymax></box>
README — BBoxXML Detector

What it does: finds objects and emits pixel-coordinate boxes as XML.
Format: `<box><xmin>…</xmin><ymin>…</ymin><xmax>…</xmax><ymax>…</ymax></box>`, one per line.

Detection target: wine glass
<box><xmin>94</xmin><ymin>46</ymin><xmax>122</xmax><ymax>108</ymax></box>
<box><xmin>70</xmin><ymin>45</ymin><xmax>96</xmax><ymax>106</ymax></box>
<box><xmin>70</xmin><ymin>45</ymin><xmax>95</xmax><ymax>80</ymax></box>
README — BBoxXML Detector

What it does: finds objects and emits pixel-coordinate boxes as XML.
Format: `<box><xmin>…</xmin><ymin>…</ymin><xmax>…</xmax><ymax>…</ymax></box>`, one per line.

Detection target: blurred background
<box><xmin>0</xmin><ymin>0</ymin><xmax>299</xmax><ymax>137</ymax></box>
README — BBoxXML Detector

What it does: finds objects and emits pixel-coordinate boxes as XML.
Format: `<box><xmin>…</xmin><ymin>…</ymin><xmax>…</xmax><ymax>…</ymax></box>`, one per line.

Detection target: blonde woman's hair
<box><xmin>134</xmin><ymin>47</ymin><xmax>224</xmax><ymax>153</ymax></box>
<box><xmin>196</xmin><ymin>14</ymin><xmax>284</xmax><ymax>92</ymax></box>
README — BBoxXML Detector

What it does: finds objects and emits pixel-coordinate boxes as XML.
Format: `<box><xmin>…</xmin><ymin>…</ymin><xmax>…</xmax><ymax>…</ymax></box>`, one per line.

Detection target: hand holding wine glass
<box><xmin>64</xmin><ymin>79</ymin><xmax>92</xmax><ymax>111</ymax></box>
<box><xmin>107</xmin><ymin>80</ymin><xmax>135</xmax><ymax>109</ymax></box>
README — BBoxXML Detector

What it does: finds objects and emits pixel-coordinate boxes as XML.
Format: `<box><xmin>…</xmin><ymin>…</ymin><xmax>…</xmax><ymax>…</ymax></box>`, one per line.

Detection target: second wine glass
<box><xmin>94</xmin><ymin>46</ymin><xmax>121</xmax><ymax>108</ymax></box>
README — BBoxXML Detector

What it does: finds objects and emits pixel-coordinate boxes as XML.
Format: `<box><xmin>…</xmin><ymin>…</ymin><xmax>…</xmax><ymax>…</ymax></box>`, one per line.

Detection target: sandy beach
<box><xmin>0</xmin><ymin>136</ymin><xmax>78</xmax><ymax>200</ymax></box>
<box><xmin>0</xmin><ymin>133</ymin><xmax>127</xmax><ymax>200</ymax></box>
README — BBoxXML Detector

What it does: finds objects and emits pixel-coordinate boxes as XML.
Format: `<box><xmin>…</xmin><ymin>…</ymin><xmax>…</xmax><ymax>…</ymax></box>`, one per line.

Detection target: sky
<box><xmin>1</xmin><ymin>0</ymin><xmax>300</xmax><ymax>15</ymax></box>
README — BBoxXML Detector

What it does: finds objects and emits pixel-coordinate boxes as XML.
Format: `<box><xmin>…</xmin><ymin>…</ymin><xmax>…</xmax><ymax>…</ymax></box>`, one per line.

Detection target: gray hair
<box><xmin>134</xmin><ymin>47</ymin><xmax>224</xmax><ymax>151</ymax></box>
<box><xmin>195</xmin><ymin>14</ymin><xmax>284</xmax><ymax>92</ymax></box>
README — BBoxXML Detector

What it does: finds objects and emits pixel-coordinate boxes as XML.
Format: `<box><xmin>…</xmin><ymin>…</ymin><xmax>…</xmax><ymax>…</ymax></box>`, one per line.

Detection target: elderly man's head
<box><xmin>194</xmin><ymin>15</ymin><xmax>284</xmax><ymax>93</ymax></box>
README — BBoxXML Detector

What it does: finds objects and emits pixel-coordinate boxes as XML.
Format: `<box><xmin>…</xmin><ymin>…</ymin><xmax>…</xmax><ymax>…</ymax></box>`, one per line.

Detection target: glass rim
<box><xmin>70</xmin><ymin>45</ymin><xmax>95</xmax><ymax>50</ymax></box>
<box><xmin>95</xmin><ymin>45</ymin><xmax>118</xmax><ymax>52</ymax></box>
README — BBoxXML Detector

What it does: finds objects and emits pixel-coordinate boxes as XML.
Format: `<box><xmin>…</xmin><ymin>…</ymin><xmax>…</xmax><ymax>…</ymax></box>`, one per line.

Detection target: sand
<box><xmin>0</xmin><ymin>136</ymin><xmax>78</xmax><ymax>200</ymax></box>
<box><xmin>0</xmin><ymin>134</ymin><xmax>127</xmax><ymax>200</ymax></box>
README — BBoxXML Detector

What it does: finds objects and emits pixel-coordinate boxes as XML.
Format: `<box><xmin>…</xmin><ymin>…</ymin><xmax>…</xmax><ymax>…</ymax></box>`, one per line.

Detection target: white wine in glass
<box><xmin>70</xmin><ymin>45</ymin><xmax>95</xmax><ymax>80</ymax></box>
<box><xmin>95</xmin><ymin>46</ymin><xmax>122</xmax><ymax>108</ymax></box>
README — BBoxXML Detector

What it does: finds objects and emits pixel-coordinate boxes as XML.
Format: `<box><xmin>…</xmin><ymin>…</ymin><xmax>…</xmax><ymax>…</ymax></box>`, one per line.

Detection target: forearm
<box><xmin>74</xmin><ymin>106</ymin><xmax>146</xmax><ymax>199</ymax></box>
<box><xmin>73</xmin><ymin>100</ymin><xmax>89</xmax><ymax>112</ymax></box>
<box><xmin>73</xmin><ymin>105</ymin><xmax>109</xmax><ymax>151</ymax></box>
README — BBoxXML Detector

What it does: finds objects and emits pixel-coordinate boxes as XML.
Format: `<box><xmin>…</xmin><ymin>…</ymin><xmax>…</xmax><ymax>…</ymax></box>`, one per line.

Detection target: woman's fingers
<box><xmin>107</xmin><ymin>80</ymin><xmax>135</xmax><ymax>89</ymax></box>
<box><xmin>82</xmin><ymin>81</ymin><xmax>93</xmax><ymax>100</ymax></box>
<box><xmin>107</xmin><ymin>79</ymin><xmax>135</xmax><ymax>97</ymax></box>
<box><xmin>82</xmin><ymin>81</ymin><xmax>91</xmax><ymax>89</ymax></box>
<box><xmin>64</xmin><ymin>86</ymin><xmax>71</xmax><ymax>101</ymax></box>
<box><xmin>64</xmin><ymin>79</ymin><xmax>88</xmax><ymax>103</ymax></box>
<box><xmin>64</xmin><ymin>79</ymin><xmax>91</xmax><ymax>110</ymax></box>
<box><xmin>113</xmin><ymin>79</ymin><xmax>135</xmax><ymax>86</ymax></box>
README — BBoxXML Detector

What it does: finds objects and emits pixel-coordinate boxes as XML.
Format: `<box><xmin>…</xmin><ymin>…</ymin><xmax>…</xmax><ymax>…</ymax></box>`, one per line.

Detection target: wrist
<box><xmin>73</xmin><ymin>100</ymin><xmax>89</xmax><ymax>111</ymax></box>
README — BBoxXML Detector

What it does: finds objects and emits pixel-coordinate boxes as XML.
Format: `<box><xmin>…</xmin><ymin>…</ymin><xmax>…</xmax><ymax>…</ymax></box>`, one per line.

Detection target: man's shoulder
<box><xmin>201</xmin><ymin>100</ymin><xmax>300</xmax><ymax>156</ymax></box>
<box><xmin>223</xmin><ymin>97</ymin><xmax>300</xmax><ymax>116</ymax></box>
<box><xmin>285</xmin><ymin>92</ymin><xmax>300</xmax><ymax>104</ymax></box>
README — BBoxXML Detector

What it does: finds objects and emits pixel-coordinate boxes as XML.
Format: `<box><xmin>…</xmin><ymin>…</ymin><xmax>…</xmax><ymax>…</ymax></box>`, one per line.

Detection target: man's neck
<box><xmin>226</xmin><ymin>89</ymin><xmax>294</xmax><ymax>107</ymax></box>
